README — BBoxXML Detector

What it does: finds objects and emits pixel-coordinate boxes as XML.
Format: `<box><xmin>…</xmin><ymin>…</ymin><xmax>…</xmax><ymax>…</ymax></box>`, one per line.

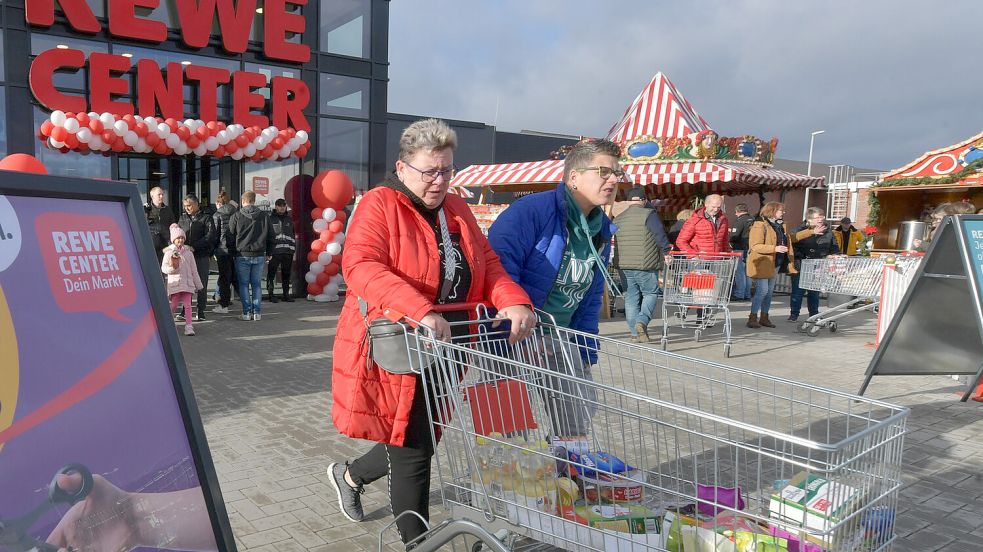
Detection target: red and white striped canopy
<box><xmin>607</xmin><ymin>72</ymin><xmax>712</xmax><ymax>143</ymax></box>
<box><xmin>452</xmin><ymin>160</ymin><xmax>822</xmax><ymax>196</ymax></box>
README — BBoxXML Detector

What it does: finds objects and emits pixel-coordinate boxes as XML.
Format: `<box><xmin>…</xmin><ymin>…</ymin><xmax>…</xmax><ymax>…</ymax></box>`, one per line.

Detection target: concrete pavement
<box><xmin>179</xmin><ymin>296</ymin><xmax>983</xmax><ymax>551</ymax></box>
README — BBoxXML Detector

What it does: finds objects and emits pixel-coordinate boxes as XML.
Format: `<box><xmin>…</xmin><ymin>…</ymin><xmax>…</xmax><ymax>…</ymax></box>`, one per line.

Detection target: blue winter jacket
<box><xmin>489</xmin><ymin>184</ymin><xmax>617</xmax><ymax>363</ymax></box>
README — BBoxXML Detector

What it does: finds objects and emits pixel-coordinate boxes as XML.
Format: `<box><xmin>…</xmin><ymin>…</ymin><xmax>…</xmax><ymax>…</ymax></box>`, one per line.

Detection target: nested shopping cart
<box><xmin>661</xmin><ymin>253</ymin><xmax>742</xmax><ymax>357</ymax></box>
<box><xmin>384</xmin><ymin>306</ymin><xmax>908</xmax><ymax>552</ymax></box>
<box><xmin>797</xmin><ymin>256</ymin><xmax>923</xmax><ymax>337</ymax></box>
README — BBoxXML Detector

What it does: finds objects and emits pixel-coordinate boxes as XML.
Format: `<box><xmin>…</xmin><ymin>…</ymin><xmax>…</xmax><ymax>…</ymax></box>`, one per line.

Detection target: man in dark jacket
<box><xmin>267</xmin><ymin>198</ymin><xmax>297</xmax><ymax>303</ymax></box>
<box><xmin>146</xmin><ymin>186</ymin><xmax>175</xmax><ymax>265</ymax></box>
<box><xmin>229</xmin><ymin>191</ymin><xmax>274</xmax><ymax>321</ymax></box>
<box><xmin>211</xmin><ymin>190</ymin><xmax>238</xmax><ymax>314</ymax></box>
<box><xmin>789</xmin><ymin>207</ymin><xmax>839</xmax><ymax>321</ymax></box>
<box><xmin>613</xmin><ymin>187</ymin><xmax>672</xmax><ymax>343</ymax></box>
<box><xmin>728</xmin><ymin>203</ymin><xmax>754</xmax><ymax>300</ymax></box>
<box><xmin>178</xmin><ymin>194</ymin><xmax>216</xmax><ymax>320</ymax></box>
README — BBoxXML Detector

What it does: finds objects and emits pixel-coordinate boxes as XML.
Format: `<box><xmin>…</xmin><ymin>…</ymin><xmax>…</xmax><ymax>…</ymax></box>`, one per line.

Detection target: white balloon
<box><xmin>99</xmin><ymin>112</ymin><xmax>114</xmax><ymax>126</ymax></box>
<box><xmin>304</xmin><ymin>271</ymin><xmax>317</xmax><ymax>284</ymax></box>
<box><xmin>326</xmin><ymin>242</ymin><xmax>342</xmax><ymax>256</ymax></box>
<box><xmin>287</xmin><ymin>137</ymin><xmax>300</xmax><ymax>150</ymax></box>
<box><xmin>309</xmin><ymin>261</ymin><xmax>324</xmax><ymax>273</ymax></box>
<box><xmin>123</xmin><ymin>131</ymin><xmax>139</xmax><ymax>146</ymax></box>
<box><xmin>314</xmin><ymin>294</ymin><xmax>331</xmax><ymax>303</ymax></box>
<box><xmin>157</xmin><ymin>123</ymin><xmax>171</xmax><ymax>138</ymax></box>
<box><xmin>296</xmin><ymin>130</ymin><xmax>308</xmax><ymax>142</ymax></box>
<box><xmin>321</xmin><ymin>208</ymin><xmax>336</xmax><ymax>222</ymax></box>
<box><xmin>64</xmin><ymin>118</ymin><xmax>80</xmax><ymax>133</ymax></box>
<box><xmin>136</xmin><ymin>137</ymin><xmax>148</xmax><ymax>151</ymax></box>
<box><xmin>330</xmin><ymin>273</ymin><xmax>344</xmax><ymax>285</ymax></box>
<box><xmin>317</xmin><ymin>251</ymin><xmax>332</xmax><ymax>265</ymax></box>
<box><xmin>89</xmin><ymin>135</ymin><xmax>103</xmax><ymax>149</ymax></box>
<box><xmin>244</xmin><ymin>144</ymin><xmax>257</xmax><ymax>157</ymax></box>
<box><xmin>205</xmin><ymin>136</ymin><xmax>219</xmax><ymax>150</ymax></box>
<box><xmin>270</xmin><ymin>126</ymin><xmax>279</xmax><ymax>134</ymax></box>
<box><xmin>165</xmin><ymin>134</ymin><xmax>181</xmax><ymax>148</ymax></box>
<box><xmin>332</xmin><ymin>231</ymin><xmax>346</xmax><ymax>245</ymax></box>
<box><xmin>49</xmin><ymin>138</ymin><xmax>65</xmax><ymax>149</ymax></box>
<box><xmin>231</xmin><ymin>149</ymin><xmax>244</xmax><ymax>160</ymax></box>
<box><xmin>278</xmin><ymin>146</ymin><xmax>291</xmax><ymax>157</ymax></box>
<box><xmin>76</xmin><ymin>128</ymin><xmax>92</xmax><ymax>143</ymax></box>
<box><xmin>312</xmin><ymin>218</ymin><xmax>328</xmax><ymax>232</ymax></box>
<box><xmin>50</xmin><ymin>110</ymin><xmax>67</xmax><ymax>126</ymax></box>
<box><xmin>113</xmin><ymin>120</ymin><xmax>129</xmax><ymax>136</ymax></box>
<box><xmin>324</xmin><ymin>283</ymin><xmax>339</xmax><ymax>296</ymax></box>
<box><xmin>193</xmin><ymin>144</ymin><xmax>207</xmax><ymax>156</ymax></box>
<box><xmin>87</xmin><ymin>112</ymin><xmax>99</xmax><ymax>119</ymax></box>
<box><xmin>217</xmin><ymin>130</ymin><xmax>230</xmax><ymax>145</ymax></box>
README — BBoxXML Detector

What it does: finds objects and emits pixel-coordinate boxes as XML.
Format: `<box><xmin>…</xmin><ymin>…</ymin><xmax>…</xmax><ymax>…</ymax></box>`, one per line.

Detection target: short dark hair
<box><xmin>563</xmin><ymin>139</ymin><xmax>622</xmax><ymax>182</ymax></box>
<box><xmin>275</xmin><ymin>198</ymin><xmax>287</xmax><ymax>206</ymax></box>
<box><xmin>735</xmin><ymin>203</ymin><xmax>749</xmax><ymax>214</ymax></box>
<box><xmin>183</xmin><ymin>194</ymin><xmax>199</xmax><ymax>204</ymax></box>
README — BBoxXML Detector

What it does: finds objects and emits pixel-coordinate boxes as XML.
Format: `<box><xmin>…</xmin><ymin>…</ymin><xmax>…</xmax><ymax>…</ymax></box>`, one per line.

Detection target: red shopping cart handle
<box><xmin>670</xmin><ymin>252</ymin><xmax>743</xmax><ymax>259</ymax></box>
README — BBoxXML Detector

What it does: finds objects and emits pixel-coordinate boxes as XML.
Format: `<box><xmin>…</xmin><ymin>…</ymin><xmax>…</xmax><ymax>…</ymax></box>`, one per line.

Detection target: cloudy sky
<box><xmin>388</xmin><ymin>0</ymin><xmax>982</xmax><ymax>171</ymax></box>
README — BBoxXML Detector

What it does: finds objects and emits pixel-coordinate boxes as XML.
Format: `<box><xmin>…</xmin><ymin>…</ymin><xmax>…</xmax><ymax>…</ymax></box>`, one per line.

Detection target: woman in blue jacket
<box><xmin>489</xmin><ymin>139</ymin><xmax>622</xmax><ymax>450</ymax></box>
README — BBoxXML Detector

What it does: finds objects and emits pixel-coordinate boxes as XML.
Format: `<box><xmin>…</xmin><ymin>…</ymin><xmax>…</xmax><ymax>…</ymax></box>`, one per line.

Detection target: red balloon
<box><xmin>318</xmin><ymin>230</ymin><xmax>334</xmax><ymax>243</ymax></box>
<box><xmin>307</xmin><ymin>282</ymin><xmax>323</xmax><ymax>295</ymax></box>
<box><xmin>312</xmin><ymin>170</ymin><xmax>354</xmax><ymax>209</ymax></box>
<box><xmin>196</xmin><ymin>126</ymin><xmax>209</xmax><ymax>140</ymax></box>
<box><xmin>165</xmin><ymin>118</ymin><xmax>179</xmax><ymax>131</ymax></box>
<box><xmin>101</xmin><ymin>130</ymin><xmax>115</xmax><ymax>143</ymax></box>
<box><xmin>262</xmin><ymin>145</ymin><xmax>274</xmax><ymax>158</ymax></box>
<box><xmin>88</xmin><ymin>119</ymin><xmax>104</xmax><ymax>134</ymax></box>
<box><xmin>311</xmin><ymin>207</ymin><xmax>323</xmax><ymax>220</ymax></box>
<box><xmin>186</xmin><ymin>135</ymin><xmax>200</xmax><ymax>149</ymax></box>
<box><xmin>0</xmin><ymin>153</ymin><xmax>47</xmax><ymax>174</ymax></box>
<box><xmin>306</xmin><ymin>250</ymin><xmax>319</xmax><ymax>263</ymax></box>
<box><xmin>122</xmin><ymin>114</ymin><xmax>136</xmax><ymax>128</ymax></box>
<box><xmin>134</xmin><ymin>122</ymin><xmax>149</xmax><ymax>137</ymax></box>
<box><xmin>64</xmin><ymin>134</ymin><xmax>79</xmax><ymax>149</ymax></box>
<box><xmin>335</xmin><ymin>210</ymin><xmax>348</xmax><ymax>224</ymax></box>
<box><xmin>111</xmin><ymin>140</ymin><xmax>126</xmax><ymax>152</ymax></box>
<box><xmin>271</xmin><ymin>138</ymin><xmax>284</xmax><ymax>150</ymax></box>
<box><xmin>310</xmin><ymin>239</ymin><xmax>327</xmax><ymax>253</ymax></box>
<box><xmin>76</xmin><ymin>112</ymin><xmax>89</xmax><ymax>126</ymax></box>
<box><xmin>51</xmin><ymin>126</ymin><xmax>68</xmax><ymax>142</ymax></box>
<box><xmin>40</xmin><ymin>120</ymin><xmax>54</xmax><ymax>137</ymax></box>
<box><xmin>176</xmin><ymin>126</ymin><xmax>191</xmax><ymax>140</ymax></box>
<box><xmin>315</xmin><ymin>272</ymin><xmax>330</xmax><ymax>286</ymax></box>
<box><xmin>235</xmin><ymin>135</ymin><xmax>249</xmax><ymax>148</ymax></box>
<box><xmin>328</xmin><ymin>220</ymin><xmax>344</xmax><ymax>233</ymax></box>
<box><xmin>154</xmin><ymin>142</ymin><xmax>169</xmax><ymax>155</ymax></box>
<box><xmin>213</xmin><ymin>145</ymin><xmax>226</xmax><ymax>157</ymax></box>
<box><xmin>144</xmin><ymin>133</ymin><xmax>160</xmax><ymax>147</ymax></box>
<box><xmin>324</xmin><ymin>263</ymin><xmax>340</xmax><ymax>276</ymax></box>
<box><xmin>206</xmin><ymin>121</ymin><xmax>218</xmax><ymax>132</ymax></box>
<box><xmin>224</xmin><ymin>140</ymin><xmax>239</xmax><ymax>153</ymax></box>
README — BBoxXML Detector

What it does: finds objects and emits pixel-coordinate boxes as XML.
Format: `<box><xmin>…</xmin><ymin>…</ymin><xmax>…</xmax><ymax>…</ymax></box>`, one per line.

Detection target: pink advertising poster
<box><xmin>0</xmin><ymin>175</ymin><xmax>233</xmax><ymax>552</ymax></box>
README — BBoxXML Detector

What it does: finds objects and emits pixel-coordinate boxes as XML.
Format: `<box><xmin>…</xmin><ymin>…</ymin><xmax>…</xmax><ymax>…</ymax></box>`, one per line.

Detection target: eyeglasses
<box><xmin>404</xmin><ymin>162</ymin><xmax>456</xmax><ymax>183</ymax></box>
<box><xmin>576</xmin><ymin>166</ymin><xmax>626</xmax><ymax>180</ymax></box>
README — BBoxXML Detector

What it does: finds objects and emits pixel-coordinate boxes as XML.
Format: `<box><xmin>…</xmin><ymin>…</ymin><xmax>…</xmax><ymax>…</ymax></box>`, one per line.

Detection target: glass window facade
<box><xmin>319</xmin><ymin>73</ymin><xmax>369</xmax><ymax>118</ymax></box>
<box><xmin>320</xmin><ymin>0</ymin><xmax>370</xmax><ymax>58</ymax></box>
<box><xmin>0</xmin><ymin>87</ymin><xmax>6</xmax><ymax>156</ymax></box>
<box><xmin>319</xmin><ymin>118</ymin><xmax>368</xmax><ymax>191</ymax></box>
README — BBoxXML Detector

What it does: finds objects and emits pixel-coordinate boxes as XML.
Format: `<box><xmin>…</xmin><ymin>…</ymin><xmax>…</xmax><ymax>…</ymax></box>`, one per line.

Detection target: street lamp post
<box><xmin>803</xmin><ymin>130</ymin><xmax>825</xmax><ymax>220</ymax></box>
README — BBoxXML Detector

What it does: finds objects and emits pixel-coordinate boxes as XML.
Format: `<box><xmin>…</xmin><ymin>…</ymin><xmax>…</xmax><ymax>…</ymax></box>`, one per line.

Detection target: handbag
<box><xmin>361</xmin><ymin>209</ymin><xmax>456</xmax><ymax>375</ymax></box>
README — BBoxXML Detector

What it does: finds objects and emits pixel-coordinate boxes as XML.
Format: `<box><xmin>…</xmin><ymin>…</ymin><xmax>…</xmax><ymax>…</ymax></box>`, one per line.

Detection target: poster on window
<box><xmin>0</xmin><ymin>174</ymin><xmax>234</xmax><ymax>551</ymax></box>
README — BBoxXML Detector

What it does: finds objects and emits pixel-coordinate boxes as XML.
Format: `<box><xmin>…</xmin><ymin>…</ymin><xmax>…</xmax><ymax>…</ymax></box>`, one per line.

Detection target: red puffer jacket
<box><xmin>675</xmin><ymin>207</ymin><xmax>732</xmax><ymax>253</ymax></box>
<box><xmin>332</xmin><ymin>186</ymin><xmax>531</xmax><ymax>447</ymax></box>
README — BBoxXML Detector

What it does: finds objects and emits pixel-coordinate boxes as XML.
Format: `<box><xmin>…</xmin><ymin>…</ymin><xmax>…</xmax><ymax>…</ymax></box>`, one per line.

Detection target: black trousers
<box><xmin>215</xmin><ymin>254</ymin><xmax>237</xmax><ymax>307</ymax></box>
<box><xmin>267</xmin><ymin>252</ymin><xmax>294</xmax><ymax>296</ymax></box>
<box><xmin>193</xmin><ymin>255</ymin><xmax>210</xmax><ymax>317</ymax></box>
<box><xmin>347</xmin><ymin>378</ymin><xmax>436</xmax><ymax>544</ymax></box>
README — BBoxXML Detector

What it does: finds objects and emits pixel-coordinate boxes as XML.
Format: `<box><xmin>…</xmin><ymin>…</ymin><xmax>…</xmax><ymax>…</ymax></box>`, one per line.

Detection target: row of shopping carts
<box><xmin>377</xmin><ymin>305</ymin><xmax>909</xmax><ymax>552</ymax></box>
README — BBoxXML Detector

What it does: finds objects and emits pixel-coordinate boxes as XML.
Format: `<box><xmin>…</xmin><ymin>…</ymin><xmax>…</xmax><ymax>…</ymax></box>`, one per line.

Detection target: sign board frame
<box><xmin>0</xmin><ymin>172</ymin><xmax>236</xmax><ymax>551</ymax></box>
<box><xmin>860</xmin><ymin>215</ymin><xmax>983</xmax><ymax>401</ymax></box>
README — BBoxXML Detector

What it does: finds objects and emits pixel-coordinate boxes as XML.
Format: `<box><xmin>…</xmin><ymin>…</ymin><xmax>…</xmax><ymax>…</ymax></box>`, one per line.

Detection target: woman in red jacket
<box><xmin>328</xmin><ymin>118</ymin><xmax>536</xmax><ymax>544</ymax></box>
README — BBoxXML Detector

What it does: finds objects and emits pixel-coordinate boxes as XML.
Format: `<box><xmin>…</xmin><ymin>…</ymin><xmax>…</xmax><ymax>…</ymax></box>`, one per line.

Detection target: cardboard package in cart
<box><xmin>511</xmin><ymin>506</ymin><xmax>667</xmax><ymax>552</ymax></box>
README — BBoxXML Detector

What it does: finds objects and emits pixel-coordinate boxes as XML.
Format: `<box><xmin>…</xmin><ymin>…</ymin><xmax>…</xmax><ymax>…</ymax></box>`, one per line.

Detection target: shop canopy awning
<box><xmin>451</xmin><ymin>72</ymin><xmax>823</xmax><ymax>198</ymax></box>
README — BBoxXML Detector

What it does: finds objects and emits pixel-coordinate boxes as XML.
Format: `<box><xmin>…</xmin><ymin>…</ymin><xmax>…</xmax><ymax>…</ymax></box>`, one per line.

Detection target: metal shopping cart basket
<box><xmin>661</xmin><ymin>253</ymin><xmax>742</xmax><ymax>357</ymax></box>
<box><xmin>392</xmin><ymin>306</ymin><xmax>908</xmax><ymax>552</ymax></box>
<box><xmin>797</xmin><ymin>256</ymin><xmax>923</xmax><ymax>337</ymax></box>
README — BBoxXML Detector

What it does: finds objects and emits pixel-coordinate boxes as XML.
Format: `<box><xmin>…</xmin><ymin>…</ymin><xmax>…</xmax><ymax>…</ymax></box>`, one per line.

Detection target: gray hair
<box><xmin>563</xmin><ymin>139</ymin><xmax>622</xmax><ymax>182</ymax></box>
<box><xmin>398</xmin><ymin>118</ymin><xmax>457</xmax><ymax>162</ymax></box>
<box><xmin>805</xmin><ymin>207</ymin><xmax>825</xmax><ymax>220</ymax></box>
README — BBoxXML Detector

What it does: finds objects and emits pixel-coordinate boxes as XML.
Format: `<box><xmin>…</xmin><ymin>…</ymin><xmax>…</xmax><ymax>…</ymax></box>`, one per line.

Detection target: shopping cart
<box><xmin>797</xmin><ymin>256</ymin><xmax>923</xmax><ymax>337</ymax></box>
<box><xmin>660</xmin><ymin>253</ymin><xmax>742</xmax><ymax>357</ymax></box>
<box><xmin>391</xmin><ymin>306</ymin><xmax>908</xmax><ymax>552</ymax></box>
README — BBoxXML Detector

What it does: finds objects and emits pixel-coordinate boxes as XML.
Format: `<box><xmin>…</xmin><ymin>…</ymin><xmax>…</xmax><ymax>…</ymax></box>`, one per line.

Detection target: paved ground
<box><xmin>179</xmin><ymin>295</ymin><xmax>983</xmax><ymax>551</ymax></box>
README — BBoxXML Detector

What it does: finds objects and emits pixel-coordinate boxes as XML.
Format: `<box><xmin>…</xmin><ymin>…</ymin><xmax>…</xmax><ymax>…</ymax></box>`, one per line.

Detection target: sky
<box><xmin>387</xmin><ymin>0</ymin><xmax>983</xmax><ymax>172</ymax></box>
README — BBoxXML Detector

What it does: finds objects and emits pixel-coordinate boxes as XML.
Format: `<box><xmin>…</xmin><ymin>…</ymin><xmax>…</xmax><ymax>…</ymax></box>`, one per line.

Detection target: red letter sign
<box><xmin>271</xmin><ymin>76</ymin><xmax>311</xmax><ymax>132</ymax></box>
<box><xmin>109</xmin><ymin>0</ymin><xmax>168</xmax><ymax>43</ymax></box>
<box><xmin>26</xmin><ymin>0</ymin><xmax>101</xmax><ymax>34</ymax></box>
<box><xmin>29</xmin><ymin>49</ymin><xmax>88</xmax><ymax>113</ymax></box>
<box><xmin>185</xmin><ymin>65</ymin><xmax>231</xmax><ymax>123</ymax></box>
<box><xmin>137</xmin><ymin>60</ymin><xmax>185</xmax><ymax>120</ymax></box>
<box><xmin>263</xmin><ymin>0</ymin><xmax>311</xmax><ymax>63</ymax></box>
<box><xmin>89</xmin><ymin>53</ymin><xmax>134</xmax><ymax>116</ymax></box>
<box><xmin>175</xmin><ymin>0</ymin><xmax>256</xmax><ymax>54</ymax></box>
<box><xmin>233</xmin><ymin>71</ymin><xmax>270</xmax><ymax>129</ymax></box>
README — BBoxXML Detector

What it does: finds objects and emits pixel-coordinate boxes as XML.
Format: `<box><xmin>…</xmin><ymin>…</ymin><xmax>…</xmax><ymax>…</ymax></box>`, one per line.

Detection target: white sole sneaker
<box><xmin>253</xmin><ymin>314</ymin><xmax>262</xmax><ymax>321</ymax></box>
<box><xmin>240</xmin><ymin>314</ymin><xmax>252</xmax><ymax>321</ymax></box>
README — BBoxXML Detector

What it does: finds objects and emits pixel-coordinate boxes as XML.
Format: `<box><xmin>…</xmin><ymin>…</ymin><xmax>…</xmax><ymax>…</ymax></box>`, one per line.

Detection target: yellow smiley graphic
<box><xmin>0</xmin><ymin>284</ymin><xmax>18</xmax><ymax>454</ymax></box>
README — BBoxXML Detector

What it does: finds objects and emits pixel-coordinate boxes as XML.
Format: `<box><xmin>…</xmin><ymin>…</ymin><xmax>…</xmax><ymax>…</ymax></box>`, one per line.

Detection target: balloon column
<box><xmin>38</xmin><ymin>110</ymin><xmax>310</xmax><ymax>161</ymax></box>
<box><xmin>305</xmin><ymin>170</ymin><xmax>354</xmax><ymax>302</ymax></box>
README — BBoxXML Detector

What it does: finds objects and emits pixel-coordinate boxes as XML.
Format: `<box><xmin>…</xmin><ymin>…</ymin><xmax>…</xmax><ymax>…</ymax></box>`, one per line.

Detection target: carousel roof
<box><xmin>881</xmin><ymin>131</ymin><xmax>983</xmax><ymax>181</ymax></box>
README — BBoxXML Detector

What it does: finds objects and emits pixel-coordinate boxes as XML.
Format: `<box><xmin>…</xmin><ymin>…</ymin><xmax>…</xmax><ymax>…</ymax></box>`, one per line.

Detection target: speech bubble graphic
<box><xmin>0</xmin><ymin>195</ymin><xmax>23</xmax><ymax>272</ymax></box>
<box><xmin>35</xmin><ymin>213</ymin><xmax>136</xmax><ymax>321</ymax></box>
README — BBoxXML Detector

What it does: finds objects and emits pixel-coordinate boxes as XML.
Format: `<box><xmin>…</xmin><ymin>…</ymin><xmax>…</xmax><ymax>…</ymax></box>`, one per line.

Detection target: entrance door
<box><xmin>118</xmin><ymin>156</ymin><xmax>241</xmax><ymax>213</ymax></box>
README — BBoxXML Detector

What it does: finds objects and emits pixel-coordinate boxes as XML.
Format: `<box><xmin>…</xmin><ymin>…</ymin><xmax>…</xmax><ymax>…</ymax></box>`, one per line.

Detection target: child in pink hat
<box><xmin>161</xmin><ymin>224</ymin><xmax>203</xmax><ymax>336</ymax></box>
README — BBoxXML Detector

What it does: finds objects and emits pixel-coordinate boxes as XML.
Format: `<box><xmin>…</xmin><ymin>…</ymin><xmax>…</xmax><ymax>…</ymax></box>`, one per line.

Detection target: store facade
<box><xmin>1</xmin><ymin>0</ymin><xmax>390</xmax><ymax>209</ymax></box>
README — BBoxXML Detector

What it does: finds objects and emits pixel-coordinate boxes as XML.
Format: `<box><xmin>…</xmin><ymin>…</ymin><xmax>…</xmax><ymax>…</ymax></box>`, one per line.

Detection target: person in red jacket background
<box><xmin>328</xmin><ymin>119</ymin><xmax>535</xmax><ymax>544</ymax></box>
<box><xmin>675</xmin><ymin>194</ymin><xmax>731</xmax><ymax>254</ymax></box>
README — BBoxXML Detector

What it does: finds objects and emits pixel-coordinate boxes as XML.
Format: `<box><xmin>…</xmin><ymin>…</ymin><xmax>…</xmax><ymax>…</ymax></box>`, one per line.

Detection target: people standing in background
<box><xmin>675</xmin><ymin>194</ymin><xmax>731</xmax><ymax>254</ymax></box>
<box><xmin>667</xmin><ymin>209</ymin><xmax>692</xmax><ymax>246</ymax></box>
<box><xmin>146</xmin><ymin>186</ymin><xmax>175</xmax><ymax>267</ymax></box>
<box><xmin>229</xmin><ymin>191</ymin><xmax>274</xmax><ymax>321</ymax></box>
<box><xmin>612</xmin><ymin>186</ymin><xmax>672</xmax><ymax>343</ymax></box>
<box><xmin>267</xmin><ymin>198</ymin><xmax>297</xmax><ymax>303</ymax></box>
<box><xmin>832</xmin><ymin>217</ymin><xmax>864</xmax><ymax>255</ymax></box>
<box><xmin>729</xmin><ymin>203</ymin><xmax>754</xmax><ymax>301</ymax></box>
<box><xmin>211</xmin><ymin>191</ymin><xmax>238</xmax><ymax>314</ymax></box>
<box><xmin>746</xmin><ymin>202</ymin><xmax>797</xmax><ymax>329</ymax></box>
<box><xmin>161</xmin><ymin>224</ymin><xmax>203</xmax><ymax>337</ymax></box>
<box><xmin>178</xmin><ymin>194</ymin><xmax>216</xmax><ymax>321</ymax></box>
<box><xmin>788</xmin><ymin>207</ymin><xmax>838</xmax><ymax>322</ymax></box>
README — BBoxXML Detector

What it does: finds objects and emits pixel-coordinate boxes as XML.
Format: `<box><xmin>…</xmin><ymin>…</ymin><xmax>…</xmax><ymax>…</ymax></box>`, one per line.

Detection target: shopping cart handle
<box><xmin>670</xmin><ymin>252</ymin><xmax>744</xmax><ymax>259</ymax></box>
<box><xmin>430</xmin><ymin>302</ymin><xmax>487</xmax><ymax>314</ymax></box>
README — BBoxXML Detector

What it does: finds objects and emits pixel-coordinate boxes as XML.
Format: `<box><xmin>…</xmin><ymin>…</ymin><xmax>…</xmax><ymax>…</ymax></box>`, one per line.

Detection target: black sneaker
<box><xmin>328</xmin><ymin>462</ymin><xmax>364</xmax><ymax>522</ymax></box>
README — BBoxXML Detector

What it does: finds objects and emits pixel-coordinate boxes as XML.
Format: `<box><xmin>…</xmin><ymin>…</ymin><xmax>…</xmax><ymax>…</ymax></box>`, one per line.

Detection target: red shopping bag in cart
<box><xmin>682</xmin><ymin>271</ymin><xmax>716</xmax><ymax>289</ymax></box>
<box><xmin>465</xmin><ymin>379</ymin><xmax>538</xmax><ymax>435</ymax></box>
